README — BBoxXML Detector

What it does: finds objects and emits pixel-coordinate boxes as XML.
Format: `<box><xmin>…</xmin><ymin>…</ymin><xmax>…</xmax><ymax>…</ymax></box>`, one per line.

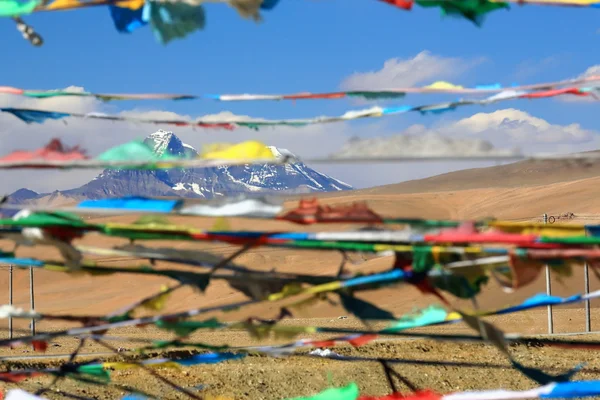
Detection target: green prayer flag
<box><xmin>386</xmin><ymin>218</ymin><xmax>461</xmax><ymax>228</ymax></box>
<box><xmin>0</xmin><ymin>0</ymin><xmax>40</xmax><ymax>17</ymax></box>
<box><xmin>382</xmin><ymin>305</ymin><xmax>448</xmax><ymax>333</ymax></box>
<box><xmin>415</xmin><ymin>0</ymin><xmax>509</xmax><ymax>25</ymax></box>
<box><xmin>101</xmin><ymin>226</ymin><xmax>192</xmax><ymax>241</ymax></box>
<box><xmin>148</xmin><ymin>1</ymin><xmax>206</xmax><ymax>45</ymax></box>
<box><xmin>291</xmin><ymin>241</ymin><xmax>377</xmax><ymax>252</ymax></box>
<box><xmin>284</xmin><ymin>383</ymin><xmax>359</xmax><ymax>400</ymax></box>
<box><xmin>347</xmin><ymin>91</ymin><xmax>406</xmax><ymax>100</ymax></box>
<box><xmin>76</xmin><ymin>364</ymin><xmax>111</xmax><ymax>382</ymax></box>
<box><xmin>0</xmin><ymin>211</ymin><xmax>89</xmax><ymax>228</ymax></box>
<box><xmin>412</xmin><ymin>245</ymin><xmax>434</xmax><ymax>273</ymax></box>
<box><xmin>155</xmin><ymin>318</ymin><xmax>224</xmax><ymax>336</ymax></box>
<box><xmin>97</xmin><ymin>140</ymin><xmax>182</xmax><ymax>169</ymax></box>
<box><xmin>541</xmin><ymin>236</ymin><xmax>600</xmax><ymax>245</ymax></box>
<box><xmin>23</xmin><ymin>91</ymin><xmax>89</xmax><ymax>99</ymax></box>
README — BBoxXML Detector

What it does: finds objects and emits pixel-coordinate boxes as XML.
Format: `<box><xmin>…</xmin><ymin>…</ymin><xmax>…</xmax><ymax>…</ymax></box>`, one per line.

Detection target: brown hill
<box><xmin>357</xmin><ymin>158</ymin><xmax>600</xmax><ymax>195</ymax></box>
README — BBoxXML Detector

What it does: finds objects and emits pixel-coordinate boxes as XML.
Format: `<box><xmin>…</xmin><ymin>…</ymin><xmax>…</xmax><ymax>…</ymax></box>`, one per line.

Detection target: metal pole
<box><xmin>29</xmin><ymin>266</ymin><xmax>35</xmax><ymax>337</ymax></box>
<box><xmin>585</xmin><ymin>262</ymin><xmax>591</xmax><ymax>332</ymax></box>
<box><xmin>585</xmin><ymin>227</ymin><xmax>591</xmax><ymax>332</ymax></box>
<box><xmin>8</xmin><ymin>265</ymin><xmax>13</xmax><ymax>340</ymax></box>
<box><xmin>543</xmin><ymin>213</ymin><xmax>554</xmax><ymax>334</ymax></box>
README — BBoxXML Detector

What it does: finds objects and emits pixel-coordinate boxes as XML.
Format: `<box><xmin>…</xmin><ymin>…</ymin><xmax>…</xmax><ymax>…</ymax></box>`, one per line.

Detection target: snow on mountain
<box><xmin>144</xmin><ymin>129</ymin><xmax>198</xmax><ymax>158</ymax></box>
<box><xmin>7</xmin><ymin>130</ymin><xmax>353</xmax><ymax>205</ymax></box>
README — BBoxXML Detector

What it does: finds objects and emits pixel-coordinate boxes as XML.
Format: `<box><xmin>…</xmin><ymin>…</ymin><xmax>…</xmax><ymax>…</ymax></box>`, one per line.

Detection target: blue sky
<box><xmin>0</xmin><ymin>1</ymin><xmax>598</xmax><ymax>191</ymax></box>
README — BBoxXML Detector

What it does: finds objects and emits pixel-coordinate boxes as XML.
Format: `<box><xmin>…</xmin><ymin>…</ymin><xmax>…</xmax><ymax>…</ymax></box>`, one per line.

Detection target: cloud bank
<box><xmin>340</xmin><ymin>51</ymin><xmax>484</xmax><ymax>89</ymax></box>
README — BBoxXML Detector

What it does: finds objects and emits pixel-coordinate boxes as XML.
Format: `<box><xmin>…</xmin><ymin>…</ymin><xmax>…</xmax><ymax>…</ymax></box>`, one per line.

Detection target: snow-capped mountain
<box><xmin>7</xmin><ymin>130</ymin><xmax>353</xmax><ymax>205</ymax></box>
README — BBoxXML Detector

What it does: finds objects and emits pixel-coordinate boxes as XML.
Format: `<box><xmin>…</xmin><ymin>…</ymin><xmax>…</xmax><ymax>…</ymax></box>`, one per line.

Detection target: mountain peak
<box><xmin>266</xmin><ymin>146</ymin><xmax>297</xmax><ymax>161</ymax></box>
<box><xmin>144</xmin><ymin>130</ymin><xmax>197</xmax><ymax>158</ymax></box>
<box><xmin>7</xmin><ymin>131</ymin><xmax>353</xmax><ymax>205</ymax></box>
<box><xmin>8</xmin><ymin>188</ymin><xmax>39</xmax><ymax>203</ymax></box>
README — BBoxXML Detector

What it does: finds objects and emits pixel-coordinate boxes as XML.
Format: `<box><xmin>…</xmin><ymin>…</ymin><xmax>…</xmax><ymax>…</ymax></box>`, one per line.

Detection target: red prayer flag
<box><xmin>378</xmin><ymin>0</ymin><xmax>414</xmax><ymax>10</ymax></box>
<box><xmin>0</xmin><ymin>371</ymin><xmax>43</xmax><ymax>383</ymax></box>
<box><xmin>284</xmin><ymin>92</ymin><xmax>347</xmax><ymax>100</ymax></box>
<box><xmin>348</xmin><ymin>334</ymin><xmax>378</xmax><ymax>347</ymax></box>
<box><xmin>424</xmin><ymin>222</ymin><xmax>539</xmax><ymax>245</ymax></box>
<box><xmin>32</xmin><ymin>340</ymin><xmax>48</xmax><ymax>352</ymax></box>
<box><xmin>520</xmin><ymin>87</ymin><xmax>587</xmax><ymax>99</ymax></box>
<box><xmin>0</xmin><ymin>139</ymin><xmax>87</xmax><ymax>165</ymax></box>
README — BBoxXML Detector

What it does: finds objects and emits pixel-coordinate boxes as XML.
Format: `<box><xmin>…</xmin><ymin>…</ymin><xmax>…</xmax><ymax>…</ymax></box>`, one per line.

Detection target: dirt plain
<box><xmin>3</xmin><ymin>159</ymin><xmax>600</xmax><ymax>398</ymax></box>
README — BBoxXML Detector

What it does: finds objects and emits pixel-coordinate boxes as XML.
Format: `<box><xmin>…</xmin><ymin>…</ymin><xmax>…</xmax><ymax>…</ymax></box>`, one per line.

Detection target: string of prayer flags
<box><xmin>2</xmin><ymin>74</ymin><xmax>599</xmax><ymax>102</ymax></box>
<box><xmin>0</xmin><ymin>195</ymin><xmax>497</xmax><ymax>227</ymax></box>
<box><xmin>4</xmin><ymin>246</ymin><xmax>600</xmax><ymax>328</ymax></box>
<box><xmin>283</xmin><ymin>380</ymin><xmax>600</xmax><ymax>400</ymax></box>
<box><xmin>0</xmin><ymin>139</ymin><xmax>283</xmax><ymax>170</ymax></box>
<box><xmin>0</xmin><ymin>352</ymin><xmax>244</xmax><ymax>395</ymax></box>
<box><xmin>0</xmin><ymin>86</ymin><xmax>196</xmax><ymax>101</ymax></box>
<box><xmin>3</xmin><ymin>194</ymin><xmax>600</xmax><ymax>397</ymax></box>
<box><xmin>488</xmin><ymin>221</ymin><xmax>587</xmax><ymax>237</ymax></box>
<box><xmin>72</xmin><ymin>195</ymin><xmax>285</xmax><ymax>218</ymax></box>
<box><xmin>284</xmin><ymin>382</ymin><xmax>360</xmax><ymax>400</ymax></box>
<box><xmin>3</xmin><ymin>0</ymin><xmax>600</xmax><ymax>47</ymax></box>
<box><xmin>0</xmin><ymin>305</ymin><xmax>41</xmax><ymax>320</ymax></box>
<box><xmin>20</xmin><ymin>196</ymin><xmax>476</xmax><ymax>230</ymax></box>
<box><xmin>262</xmin><ymin>290</ymin><xmax>600</xmax><ymax>351</ymax></box>
<box><xmin>4</xmin><ymin>0</ymin><xmax>282</xmax><ymax>46</ymax></box>
<box><xmin>3</xmin><ymin>82</ymin><xmax>599</xmax><ymax>129</ymax></box>
<box><xmin>93</xmin><ymin>351</ymin><xmax>245</xmax><ymax>371</ymax></box>
<box><xmin>9</xmin><ymin>379</ymin><xmax>600</xmax><ymax>400</ymax></box>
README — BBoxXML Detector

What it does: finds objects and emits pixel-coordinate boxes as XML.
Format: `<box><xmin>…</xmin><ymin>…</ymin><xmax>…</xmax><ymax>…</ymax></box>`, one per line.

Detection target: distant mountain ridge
<box><xmin>7</xmin><ymin>130</ymin><xmax>353</xmax><ymax>207</ymax></box>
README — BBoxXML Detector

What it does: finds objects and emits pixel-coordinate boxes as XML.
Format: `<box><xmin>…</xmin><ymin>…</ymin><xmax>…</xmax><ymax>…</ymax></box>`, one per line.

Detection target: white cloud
<box><xmin>578</xmin><ymin>65</ymin><xmax>600</xmax><ymax>78</ymax></box>
<box><xmin>322</xmin><ymin>109</ymin><xmax>600</xmax><ymax>188</ymax></box>
<box><xmin>331</xmin><ymin>133</ymin><xmax>520</xmax><ymax>158</ymax></box>
<box><xmin>339</xmin><ymin>109</ymin><xmax>598</xmax><ymax>160</ymax></box>
<box><xmin>448</xmin><ymin>109</ymin><xmax>596</xmax><ymax>147</ymax></box>
<box><xmin>340</xmin><ymin>51</ymin><xmax>484</xmax><ymax>90</ymax></box>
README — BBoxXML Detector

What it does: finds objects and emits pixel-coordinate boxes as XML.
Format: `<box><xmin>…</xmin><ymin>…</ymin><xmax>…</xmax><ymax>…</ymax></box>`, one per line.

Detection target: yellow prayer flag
<box><xmin>267</xmin><ymin>282</ymin><xmax>303</xmax><ymax>301</ymax></box>
<box><xmin>141</xmin><ymin>285</ymin><xmax>171</xmax><ymax>312</ymax></box>
<box><xmin>46</xmin><ymin>0</ymin><xmax>144</xmax><ymax>11</ymax></box>
<box><xmin>115</xmin><ymin>0</ymin><xmax>145</xmax><ymax>10</ymax></box>
<box><xmin>423</xmin><ymin>81</ymin><xmax>464</xmax><ymax>90</ymax></box>
<box><xmin>306</xmin><ymin>281</ymin><xmax>343</xmax><ymax>295</ymax></box>
<box><xmin>103</xmin><ymin>360</ymin><xmax>180</xmax><ymax>370</ymax></box>
<box><xmin>489</xmin><ymin>221</ymin><xmax>586</xmax><ymax>237</ymax></box>
<box><xmin>200</xmin><ymin>141</ymin><xmax>275</xmax><ymax>161</ymax></box>
<box><xmin>45</xmin><ymin>0</ymin><xmax>82</xmax><ymax>10</ymax></box>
